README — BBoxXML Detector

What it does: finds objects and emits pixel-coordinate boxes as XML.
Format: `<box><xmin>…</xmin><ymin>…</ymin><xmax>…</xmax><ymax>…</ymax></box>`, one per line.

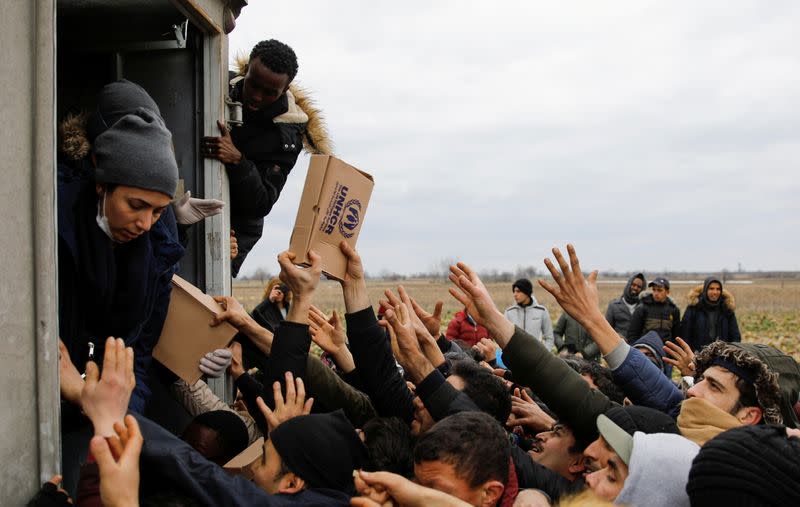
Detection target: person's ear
<box><xmin>480</xmin><ymin>480</ymin><xmax>505</xmax><ymax>507</ymax></box>
<box><xmin>568</xmin><ymin>456</ymin><xmax>586</xmax><ymax>476</ymax></box>
<box><xmin>737</xmin><ymin>406</ymin><xmax>763</xmax><ymax>426</ymax></box>
<box><xmin>96</xmin><ymin>183</ymin><xmax>104</xmax><ymax>196</ymax></box>
<box><xmin>277</xmin><ymin>472</ymin><xmax>305</xmax><ymax>494</ymax></box>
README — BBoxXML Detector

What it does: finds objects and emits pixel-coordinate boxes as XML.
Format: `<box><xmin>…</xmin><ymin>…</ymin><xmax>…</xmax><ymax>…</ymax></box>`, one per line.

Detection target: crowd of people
<box><xmin>41</xmin><ymin>36</ymin><xmax>800</xmax><ymax>507</ymax></box>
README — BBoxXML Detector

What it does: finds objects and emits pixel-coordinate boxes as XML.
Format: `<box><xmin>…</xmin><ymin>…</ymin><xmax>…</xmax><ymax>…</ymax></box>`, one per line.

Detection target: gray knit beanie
<box><xmin>93</xmin><ymin>107</ymin><xmax>178</xmax><ymax>198</ymax></box>
<box><xmin>87</xmin><ymin>79</ymin><xmax>161</xmax><ymax>142</ymax></box>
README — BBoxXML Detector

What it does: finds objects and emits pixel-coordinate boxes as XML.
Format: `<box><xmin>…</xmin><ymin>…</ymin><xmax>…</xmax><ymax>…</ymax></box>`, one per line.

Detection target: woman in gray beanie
<box><xmin>56</xmin><ymin>80</ymin><xmax>189</xmax><ymax>493</ymax></box>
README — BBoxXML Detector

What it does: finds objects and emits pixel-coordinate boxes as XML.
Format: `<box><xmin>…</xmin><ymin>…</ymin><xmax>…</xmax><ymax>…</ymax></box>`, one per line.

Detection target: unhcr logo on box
<box><xmin>321</xmin><ymin>182</ymin><xmax>350</xmax><ymax>234</ymax></box>
<box><xmin>339</xmin><ymin>199</ymin><xmax>362</xmax><ymax>238</ymax></box>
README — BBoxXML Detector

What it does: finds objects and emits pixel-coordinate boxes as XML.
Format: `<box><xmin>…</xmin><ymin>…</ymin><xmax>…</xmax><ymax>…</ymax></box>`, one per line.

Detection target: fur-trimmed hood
<box><xmin>693</xmin><ymin>341</ymin><xmax>784</xmax><ymax>425</ymax></box>
<box><xmin>60</xmin><ymin>112</ymin><xmax>93</xmax><ymax>161</ymax></box>
<box><xmin>233</xmin><ymin>55</ymin><xmax>333</xmax><ymax>156</ymax></box>
<box><xmin>687</xmin><ymin>282</ymin><xmax>736</xmax><ymax>311</ymax></box>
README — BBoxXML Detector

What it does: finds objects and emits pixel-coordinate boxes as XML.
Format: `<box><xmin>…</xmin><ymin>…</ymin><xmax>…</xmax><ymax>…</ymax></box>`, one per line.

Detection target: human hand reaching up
<box><xmin>381</xmin><ymin>287</ymin><xmax>445</xmax><ymax>368</ymax></box>
<box><xmin>59</xmin><ymin>339</ymin><xmax>84</xmax><ymax>406</ymax></box>
<box><xmin>338</xmin><ymin>241</ymin><xmax>370</xmax><ymax>313</ymax></box>
<box><xmin>663</xmin><ymin>337</ymin><xmax>696</xmax><ymax>376</ymax></box>
<box><xmin>410</xmin><ymin>298</ymin><xmax>444</xmax><ymax>338</ymax></box>
<box><xmin>383</xmin><ymin>294</ymin><xmax>435</xmax><ymax>384</ymax></box>
<box><xmin>473</xmin><ymin>338</ymin><xmax>499</xmax><ymax>363</ymax></box>
<box><xmin>309</xmin><ymin>306</ymin><xmax>355</xmax><ymax>373</ymax></box>
<box><xmin>508</xmin><ymin>387</ymin><xmax>555</xmax><ymax>432</ymax></box>
<box><xmin>538</xmin><ymin>245</ymin><xmax>620</xmax><ymax>355</ymax></box>
<box><xmin>278</xmin><ymin>250</ymin><xmax>322</xmax><ymax>324</ymax></box>
<box><xmin>448</xmin><ymin>262</ymin><xmax>514</xmax><ymax>347</ymax></box>
<box><xmin>256</xmin><ymin>371</ymin><xmax>314</xmax><ymax>433</ymax></box>
<box><xmin>90</xmin><ymin>414</ymin><xmax>143</xmax><ymax>507</ymax></box>
<box><xmin>81</xmin><ymin>337</ymin><xmax>135</xmax><ymax>437</ymax></box>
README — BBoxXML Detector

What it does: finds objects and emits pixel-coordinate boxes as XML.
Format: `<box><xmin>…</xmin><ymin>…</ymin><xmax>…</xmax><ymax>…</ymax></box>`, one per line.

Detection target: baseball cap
<box><xmin>648</xmin><ymin>277</ymin><xmax>670</xmax><ymax>290</ymax></box>
<box><xmin>597</xmin><ymin>413</ymin><xmax>634</xmax><ymax>465</ymax></box>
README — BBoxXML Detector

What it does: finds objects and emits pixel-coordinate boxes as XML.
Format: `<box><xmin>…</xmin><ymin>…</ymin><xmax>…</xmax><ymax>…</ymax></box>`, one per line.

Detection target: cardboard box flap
<box><xmin>171</xmin><ymin>275</ymin><xmax>226</xmax><ymax>316</ymax></box>
<box><xmin>153</xmin><ymin>275</ymin><xmax>238</xmax><ymax>384</ymax></box>
<box><xmin>289</xmin><ymin>155</ymin><xmax>329</xmax><ymax>257</ymax></box>
<box><xmin>224</xmin><ymin>437</ymin><xmax>264</xmax><ymax>478</ymax></box>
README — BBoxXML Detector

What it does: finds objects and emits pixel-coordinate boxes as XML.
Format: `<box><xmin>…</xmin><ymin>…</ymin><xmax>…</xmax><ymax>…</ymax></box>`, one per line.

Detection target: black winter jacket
<box><xmin>227</xmin><ymin>76</ymin><xmax>306</xmax><ymax>276</ymax></box>
<box><xmin>626</xmin><ymin>294</ymin><xmax>681</xmax><ymax>344</ymax></box>
<box><xmin>251</xmin><ymin>298</ymin><xmax>287</xmax><ymax>333</ymax></box>
<box><xmin>681</xmin><ymin>278</ymin><xmax>741</xmax><ymax>351</ymax></box>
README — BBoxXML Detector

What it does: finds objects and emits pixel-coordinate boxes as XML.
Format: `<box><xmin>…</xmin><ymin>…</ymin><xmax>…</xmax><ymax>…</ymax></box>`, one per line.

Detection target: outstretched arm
<box><xmin>447</xmin><ymin>258</ymin><xmax>613</xmax><ymax>442</ymax></box>
<box><xmin>536</xmin><ymin>245</ymin><xmax>622</xmax><ymax>356</ymax></box>
<box><xmin>338</xmin><ymin>241</ymin><xmax>416</xmax><ymax>423</ymax></box>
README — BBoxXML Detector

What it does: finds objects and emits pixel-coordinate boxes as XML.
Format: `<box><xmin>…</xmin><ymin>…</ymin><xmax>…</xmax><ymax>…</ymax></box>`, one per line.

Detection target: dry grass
<box><xmin>234</xmin><ymin>278</ymin><xmax>800</xmax><ymax>361</ymax></box>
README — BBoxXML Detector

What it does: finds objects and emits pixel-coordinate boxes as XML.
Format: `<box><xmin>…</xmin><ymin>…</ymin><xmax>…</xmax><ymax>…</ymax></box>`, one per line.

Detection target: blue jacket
<box><xmin>610</xmin><ymin>343</ymin><xmax>684</xmax><ymax>418</ymax></box>
<box><xmin>57</xmin><ymin>166</ymin><xmax>184</xmax><ymax>412</ymax></box>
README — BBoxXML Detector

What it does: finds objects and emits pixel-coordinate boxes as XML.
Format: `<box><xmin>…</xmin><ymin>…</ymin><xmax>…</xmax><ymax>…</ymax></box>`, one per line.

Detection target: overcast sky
<box><xmin>228</xmin><ymin>1</ymin><xmax>800</xmax><ymax>277</ymax></box>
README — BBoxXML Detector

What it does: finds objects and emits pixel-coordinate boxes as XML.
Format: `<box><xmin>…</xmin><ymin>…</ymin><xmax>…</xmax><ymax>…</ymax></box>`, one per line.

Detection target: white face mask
<box><xmin>95</xmin><ymin>191</ymin><xmax>116</xmax><ymax>241</ymax></box>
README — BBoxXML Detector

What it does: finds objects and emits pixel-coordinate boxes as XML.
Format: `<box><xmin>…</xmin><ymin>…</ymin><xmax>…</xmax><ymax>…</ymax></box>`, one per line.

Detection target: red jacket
<box><xmin>445</xmin><ymin>311</ymin><xmax>490</xmax><ymax>348</ymax></box>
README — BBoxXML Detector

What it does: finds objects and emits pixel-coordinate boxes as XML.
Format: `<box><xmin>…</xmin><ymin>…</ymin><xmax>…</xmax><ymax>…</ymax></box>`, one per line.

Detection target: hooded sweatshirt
<box><xmin>615</xmin><ymin>432</ymin><xmax>699</xmax><ymax>507</ymax></box>
<box><xmin>605</xmin><ymin>274</ymin><xmax>645</xmax><ymax>337</ymax></box>
<box><xmin>630</xmin><ymin>331</ymin><xmax>666</xmax><ymax>376</ymax></box>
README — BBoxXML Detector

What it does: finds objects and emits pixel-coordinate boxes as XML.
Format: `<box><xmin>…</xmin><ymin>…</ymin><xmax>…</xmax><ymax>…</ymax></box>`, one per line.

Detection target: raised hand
<box><xmin>448</xmin><ymin>262</ymin><xmax>514</xmax><ymax>347</ymax></box>
<box><xmin>308</xmin><ymin>306</ymin><xmax>346</xmax><ymax>355</ymax></box>
<box><xmin>59</xmin><ymin>339</ymin><xmax>84</xmax><ymax>406</ymax></box>
<box><xmin>90</xmin><ymin>415</ymin><xmax>143</xmax><ymax>507</ymax></box>
<box><xmin>538</xmin><ymin>244</ymin><xmax>601</xmax><ymax>326</ymax></box>
<box><xmin>277</xmin><ymin>250</ymin><xmax>322</xmax><ymax>302</ymax></box>
<box><xmin>508</xmin><ymin>387</ymin><xmax>555</xmax><ymax>432</ymax></box>
<box><xmin>538</xmin><ymin>245</ymin><xmax>620</xmax><ymax>354</ymax></box>
<box><xmin>410</xmin><ymin>298</ymin><xmax>444</xmax><ymax>338</ymax></box>
<box><xmin>81</xmin><ymin>337</ymin><xmax>135</xmax><ymax>437</ymax></box>
<box><xmin>383</xmin><ymin>297</ymin><xmax>434</xmax><ymax>383</ymax></box>
<box><xmin>256</xmin><ymin>371</ymin><xmax>314</xmax><ymax>433</ymax></box>
<box><xmin>473</xmin><ymin>337</ymin><xmax>499</xmax><ymax>363</ymax></box>
<box><xmin>662</xmin><ymin>337</ymin><xmax>696</xmax><ymax>376</ymax></box>
<box><xmin>383</xmin><ymin>287</ymin><xmax>445</xmax><ymax>369</ymax></box>
<box><xmin>338</xmin><ymin>241</ymin><xmax>370</xmax><ymax>313</ymax></box>
<box><xmin>309</xmin><ymin>306</ymin><xmax>356</xmax><ymax>373</ymax></box>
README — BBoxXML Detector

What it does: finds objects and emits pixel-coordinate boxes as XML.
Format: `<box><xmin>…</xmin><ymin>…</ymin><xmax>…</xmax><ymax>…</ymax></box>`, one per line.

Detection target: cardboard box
<box><xmin>289</xmin><ymin>155</ymin><xmax>374</xmax><ymax>280</ymax></box>
<box><xmin>224</xmin><ymin>437</ymin><xmax>264</xmax><ymax>478</ymax></box>
<box><xmin>153</xmin><ymin>275</ymin><xmax>238</xmax><ymax>384</ymax></box>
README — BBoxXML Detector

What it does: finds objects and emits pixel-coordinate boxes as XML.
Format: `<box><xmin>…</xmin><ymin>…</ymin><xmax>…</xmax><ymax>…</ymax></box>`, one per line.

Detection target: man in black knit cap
<box><xmin>504</xmin><ymin>279</ymin><xmax>554</xmax><ymax>351</ymax></box>
<box><xmin>687</xmin><ymin>424</ymin><xmax>800</xmax><ymax>506</ymax></box>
